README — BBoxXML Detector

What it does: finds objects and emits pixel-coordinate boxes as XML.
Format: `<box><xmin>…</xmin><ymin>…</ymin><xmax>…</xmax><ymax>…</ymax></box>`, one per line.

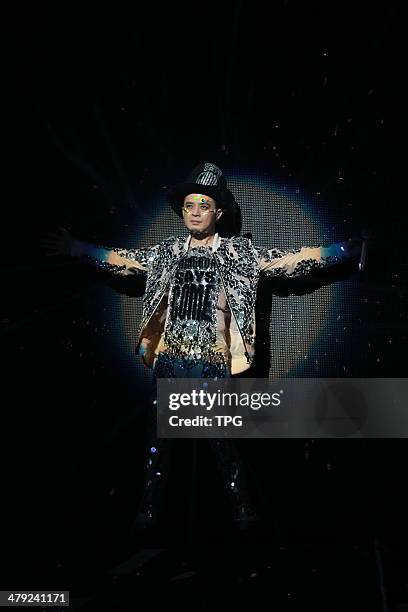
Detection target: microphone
<box><xmin>358</xmin><ymin>228</ymin><xmax>370</xmax><ymax>272</ymax></box>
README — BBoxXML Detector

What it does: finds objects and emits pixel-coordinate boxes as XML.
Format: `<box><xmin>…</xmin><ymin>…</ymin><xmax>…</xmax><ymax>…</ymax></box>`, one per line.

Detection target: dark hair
<box><xmin>216</xmin><ymin>191</ymin><xmax>242</xmax><ymax>237</ymax></box>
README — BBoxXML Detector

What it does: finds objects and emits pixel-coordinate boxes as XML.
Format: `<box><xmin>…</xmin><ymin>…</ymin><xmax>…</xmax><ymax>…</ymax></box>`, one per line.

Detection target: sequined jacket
<box><xmin>71</xmin><ymin>232</ymin><xmax>359</xmax><ymax>374</ymax></box>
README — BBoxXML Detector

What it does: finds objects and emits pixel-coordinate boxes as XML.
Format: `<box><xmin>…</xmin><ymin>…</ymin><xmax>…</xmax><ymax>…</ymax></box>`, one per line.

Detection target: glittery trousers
<box><xmin>136</xmin><ymin>351</ymin><xmax>254</xmax><ymax>525</ymax></box>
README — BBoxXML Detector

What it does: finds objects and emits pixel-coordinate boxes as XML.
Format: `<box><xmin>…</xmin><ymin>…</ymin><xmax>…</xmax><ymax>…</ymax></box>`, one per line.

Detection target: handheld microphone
<box><xmin>358</xmin><ymin>229</ymin><xmax>370</xmax><ymax>272</ymax></box>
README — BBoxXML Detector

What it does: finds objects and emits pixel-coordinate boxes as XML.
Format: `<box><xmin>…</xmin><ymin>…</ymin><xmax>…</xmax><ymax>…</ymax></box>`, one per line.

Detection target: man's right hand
<box><xmin>40</xmin><ymin>226</ymin><xmax>74</xmax><ymax>256</ymax></box>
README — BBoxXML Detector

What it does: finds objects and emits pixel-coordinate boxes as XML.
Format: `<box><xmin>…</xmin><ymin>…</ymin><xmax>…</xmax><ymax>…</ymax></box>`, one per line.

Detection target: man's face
<box><xmin>182</xmin><ymin>193</ymin><xmax>222</xmax><ymax>234</ymax></box>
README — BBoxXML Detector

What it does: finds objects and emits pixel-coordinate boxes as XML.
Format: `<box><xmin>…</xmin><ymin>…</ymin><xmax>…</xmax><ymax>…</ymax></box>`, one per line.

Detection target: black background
<box><xmin>3</xmin><ymin>2</ymin><xmax>408</xmax><ymax>609</ymax></box>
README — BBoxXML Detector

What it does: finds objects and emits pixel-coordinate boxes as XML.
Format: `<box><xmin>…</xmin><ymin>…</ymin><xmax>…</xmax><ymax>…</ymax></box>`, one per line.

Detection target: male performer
<box><xmin>42</xmin><ymin>162</ymin><xmax>363</xmax><ymax>529</ymax></box>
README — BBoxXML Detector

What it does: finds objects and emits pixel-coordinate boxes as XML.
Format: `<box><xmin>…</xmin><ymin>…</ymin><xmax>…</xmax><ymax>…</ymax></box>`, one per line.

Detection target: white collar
<box><xmin>183</xmin><ymin>232</ymin><xmax>221</xmax><ymax>253</ymax></box>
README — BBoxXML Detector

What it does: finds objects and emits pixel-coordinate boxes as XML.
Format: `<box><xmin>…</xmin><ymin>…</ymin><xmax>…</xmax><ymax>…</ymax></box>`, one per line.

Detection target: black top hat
<box><xmin>167</xmin><ymin>162</ymin><xmax>235</xmax><ymax>217</ymax></box>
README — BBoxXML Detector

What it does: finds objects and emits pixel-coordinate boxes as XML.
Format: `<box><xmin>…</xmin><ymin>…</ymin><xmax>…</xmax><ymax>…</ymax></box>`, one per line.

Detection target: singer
<box><xmin>42</xmin><ymin>161</ymin><xmax>364</xmax><ymax>530</ymax></box>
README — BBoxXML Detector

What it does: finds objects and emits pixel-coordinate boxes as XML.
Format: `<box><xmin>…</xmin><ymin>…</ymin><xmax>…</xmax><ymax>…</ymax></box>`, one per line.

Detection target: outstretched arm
<box><xmin>41</xmin><ymin>227</ymin><xmax>158</xmax><ymax>276</ymax></box>
<box><xmin>255</xmin><ymin>237</ymin><xmax>363</xmax><ymax>277</ymax></box>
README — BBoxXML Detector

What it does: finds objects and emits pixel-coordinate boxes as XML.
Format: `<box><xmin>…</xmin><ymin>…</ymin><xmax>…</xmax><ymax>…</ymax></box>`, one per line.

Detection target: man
<box><xmin>42</xmin><ymin>161</ymin><xmax>363</xmax><ymax>529</ymax></box>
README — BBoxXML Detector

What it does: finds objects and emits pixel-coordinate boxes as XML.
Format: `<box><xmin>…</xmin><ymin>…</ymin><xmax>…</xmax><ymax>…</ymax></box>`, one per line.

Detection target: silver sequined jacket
<box><xmin>71</xmin><ymin>232</ymin><xmax>359</xmax><ymax>374</ymax></box>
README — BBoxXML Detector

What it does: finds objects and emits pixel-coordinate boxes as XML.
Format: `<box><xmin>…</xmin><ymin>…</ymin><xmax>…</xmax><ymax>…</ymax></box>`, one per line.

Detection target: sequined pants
<box><xmin>136</xmin><ymin>351</ymin><xmax>253</xmax><ymax>524</ymax></box>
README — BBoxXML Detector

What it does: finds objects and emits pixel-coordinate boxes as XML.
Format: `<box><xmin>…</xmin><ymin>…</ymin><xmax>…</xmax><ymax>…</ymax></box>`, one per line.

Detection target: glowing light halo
<box><xmin>109</xmin><ymin>169</ymin><xmax>349</xmax><ymax>382</ymax></box>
